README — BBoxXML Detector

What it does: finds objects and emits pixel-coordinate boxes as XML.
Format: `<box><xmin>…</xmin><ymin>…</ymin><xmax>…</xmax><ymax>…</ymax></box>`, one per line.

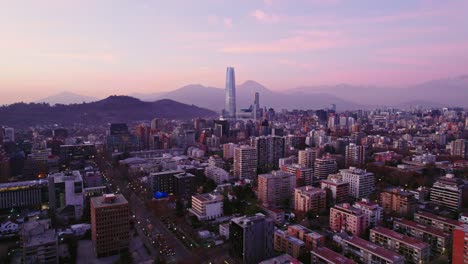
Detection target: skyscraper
<box><xmin>225</xmin><ymin>67</ymin><xmax>236</xmax><ymax>118</ymax></box>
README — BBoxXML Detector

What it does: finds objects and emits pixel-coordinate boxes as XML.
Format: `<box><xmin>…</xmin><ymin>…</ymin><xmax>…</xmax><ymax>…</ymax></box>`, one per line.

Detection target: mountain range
<box><xmin>0</xmin><ymin>96</ymin><xmax>216</xmax><ymax>127</ymax></box>
<box><xmin>33</xmin><ymin>75</ymin><xmax>468</xmax><ymax>111</ymax></box>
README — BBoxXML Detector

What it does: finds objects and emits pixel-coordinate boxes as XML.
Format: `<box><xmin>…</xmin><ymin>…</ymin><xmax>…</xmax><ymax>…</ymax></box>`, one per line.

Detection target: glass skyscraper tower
<box><xmin>225</xmin><ymin>67</ymin><xmax>236</xmax><ymax>118</ymax></box>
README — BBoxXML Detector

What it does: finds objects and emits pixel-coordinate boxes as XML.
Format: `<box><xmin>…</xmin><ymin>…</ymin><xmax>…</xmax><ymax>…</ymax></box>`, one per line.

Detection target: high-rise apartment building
<box><xmin>380</xmin><ymin>187</ymin><xmax>417</xmax><ymax>217</ymax></box>
<box><xmin>314</xmin><ymin>157</ymin><xmax>338</xmax><ymax>180</ymax></box>
<box><xmin>430</xmin><ymin>173</ymin><xmax>466</xmax><ymax>211</ymax></box>
<box><xmin>91</xmin><ymin>194</ymin><xmax>130</xmax><ymax>257</ymax></box>
<box><xmin>234</xmin><ymin>145</ymin><xmax>258</xmax><ymax>181</ymax></box>
<box><xmin>320</xmin><ymin>179</ymin><xmax>350</xmax><ymax>205</ymax></box>
<box><xmin>225</xmin><ymin>67</ymin><xmax>236</xmax><ymax>118</ymax></box>
<box><xmin>345</xmin><ymin>143</ymin><xmax>366</xmax><ymax>168</ymax></box>
<box><xmin>353</xmin><ymin>198</ymin><xmax>383</xmax><ymax>228</ymax></box>
<box><xmin>340</xmin><ymin>167</ymin><xmax>374</xmax><ymax>200</ymax></box>
<box><xmin>258</xmin><ymin>170</ymin><xmax>296</xmax><ymax>207</ymax></box>
<box><xmin>252</xmin><ymin>135</ymin><xmax>285</xmax><ymax>171</ymax></box>
<box><xmin>298</xmin><ymin>148</ymin><xmax>320</xmax><ymax>169</ymax></box>
<box><xmin>330</xmin><ymin>203</ymin><xmax>366</xmax><ymax>236</ymax></box>
<box><xmin>450</xmin><ymin>139</ymin><xmax>468</xmax><ymax>159</ymax></box>
<box><xmin>281</xmin><ymin>163</ymin><xmax>314</xmax><ymax>187</ymax></box>
<box><xmin>294</xmin><ymin>186</ymin><xmax>326</xmax><ymax>215</ymax></box>
<box><xmin>223</xmin><ymin>143</ymin><xmax>237</xmax><ymax>160</ymax></box>
<box><xmin>230</xmin><ymin>213</ymin><xmax>275</xmax><ymax>264</ymax></box>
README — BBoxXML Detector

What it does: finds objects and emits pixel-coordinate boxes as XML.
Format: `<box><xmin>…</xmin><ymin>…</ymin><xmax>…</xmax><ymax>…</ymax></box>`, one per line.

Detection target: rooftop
<box><xmin>371</xmin><ymin>226</ymin><xmax>429</xmax><ymax>249</ymax></box>
<box><xmin>23</xmin><ymin>220</ymin><xmax>57</xmax><ymax>248</ymax></box>
<box><xmin>415</xmin><ymin>211</ymin><xmax>461</xmax><ymax>226</ymax></box>
<box><xmin>259</xmin><ymin>254</ymin><xmax>302</xmax><ymax>264</ymax></box>
<box><xmin>312</xmin><ymin>247</ymin><xmax>355</xmax><ymax>264</ymax></box>
<box><xmin>192</xmin><ymin>193</ymin><xmax>223</xmax><ymax>203</ymax></box>
<box><xmin>344</xmin><ymin>236</ymin><xmax>404</xmax><ymax>262</ymax></box>
<box><xmin>394</xmin><ymin>219</ymin><xmax>450</xmax><ymax>238</ymax></box>
<box><xmin>91</xmin><ymin>193</ymin><xmax>128</xmax><ymax>208</ymax></box>
<box><xmin>0</xmin><ymin>179</ymin><xmax>48</xmax><ymax>191</ymax></box>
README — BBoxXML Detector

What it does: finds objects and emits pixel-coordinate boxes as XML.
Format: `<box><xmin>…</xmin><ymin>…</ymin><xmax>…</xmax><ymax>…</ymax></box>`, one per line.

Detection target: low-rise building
<box><xmin>22</xmin><ymin>220</ymin><xmax>58</xmax><ymax>264</ymax></box>
<box><xmin>274</xmin><ymin>229</ymin><xmax>305</xmax><ymax>258</ymax></box>
<box><xmin>259</xmin><ymin>254</ymin><xmax>303</xmax><ymax>264</ymax></box>
<box><xmin>393</xmin><ymin>219</ymin><xmax>451</xmax><ymax>256</ymax></box>
<box><xmin>340</xmin><ymin>236</ymin><xmax>405</xmax><ymax>264</ymax></box>
<box><xmin>189</xmin><ymin>193</ymin><xmax>224</xmax><ymax>221</ymax></box>
<box><xmin>287</xmin><ymin>224</ymin><xmax>325</xmax><ymax>251</ymax></box>
<box><xmin>414</xmin><ymin>211</ymin><xmax>461</xmax><ymax>234</ymax></box>
<box><xmin>311</xmin><ymin>247</ymin><xmax>355</xmax><ymax>264</ymax></box>
<box><xmin>370</xmin><ymin>226</ymin><xmax>430</xmax><ymax>264</ymax></box>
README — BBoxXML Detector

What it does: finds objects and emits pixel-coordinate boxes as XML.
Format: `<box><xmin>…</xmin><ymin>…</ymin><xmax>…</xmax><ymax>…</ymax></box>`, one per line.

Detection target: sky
<box><xmin>1</xmin><ymin>0</ymin><xmax>468</xmax><ymax>104</ymax></box>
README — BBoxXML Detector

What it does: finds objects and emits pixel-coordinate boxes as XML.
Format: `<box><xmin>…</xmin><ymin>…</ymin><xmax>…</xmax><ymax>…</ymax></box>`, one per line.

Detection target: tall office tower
<box><xmin>314</xmin><ymin>157</ymin><xmax>337</xmax><ymax>180</ymax></box>
<box><xmin>281</xmin><ymin>163</ymin><xmax>313</xmax><ymax>187</ymax></box>
<box><xmin>453</xmin><ymin>224</ymin><xmax>468</xmax><ymax>264</ymax></box>
<box><xmin>450</xmin><ymin>139</ymin><xmax>468</xmax><ymax>159</ymax></box>
<box><xmin>340</xmin><ymin>167</ymin><xmax>374</xmax><ymax>200</ymax></box>
<box><xmin>345</xmin><ymin>143</ymin><xmax>366</xmax><ymax>167</ymax></box>
<box><xmin>298</xmin><ymin>147</ymin><xmax>320</xmax><ymax>169</ymax></box>
<box><xmin>134</xmin><ymin>124</ymin><xmax>151</xmax><ymax>150</ymax></box>
<box><xmin>253</xmin><ymin>92</ymin><xmax>260</xmax><ymax>120</ymax></box>
<box><xmin>48</xmin><ymin>171</ymin><xmax>84</xmax><ymax>219</ymax></box>
<box><xmin>230</xmin><ymin>213</ymin><xmax>275</xmax><ymax>264</ymax></box>
<box><xmin>225</xmin><ymin>67</ymin><xmax>236</xmax><ymax>118</ymax></box>
<box><xmin>380</xmin><ymin>187</ymin><xmax>417</xmax><ymax>217</ymax></box>
<box><xmin>3</xmin><ymin>127</ymin><xmax>15</xmax><ymax>143</ymax></box>
<box><xmin>150</xmin><ymin>118</ymin><xmax>164</xmax><ymax>131</ymax></box>
<box><xmin>91</xmin><ymin>194</ymin><xmax>130</xmax><ymax>257</ymax></box>
<box><xmin>329</xmin><ymin>203</ymin><xmax>366</xmax><ymax>236</ymax></box>
<box><xmin>234</xmin><ymin>145</ymin><xmax>258</xmax><ymax>181</ymax></box>
<box><xmin>252</xmin><ymin>135</ymin><xmax>285</xmax><ymax>171</ymax></box>
<box><xmin>430</xmin><ymin>173</ymin><xmax>465</xmax><ymax>211</ymax></box>
<box><xmin>294</xmin><ymin>186</ymin><xmax>327</xmax><ymax>215</ymax></box>
<box><xmin>22</xmin><ymin>220</ymin><xmax>58</xmax><ymax>264</ymax></box>
<box><xmin>257</xmin><ymin>170</ymin><xmax>296</xmax><ymax>208</ymax></box>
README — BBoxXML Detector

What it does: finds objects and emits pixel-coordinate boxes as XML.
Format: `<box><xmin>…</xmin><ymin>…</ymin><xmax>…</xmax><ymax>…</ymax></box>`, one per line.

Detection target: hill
<box><xmin>0</xmin><ymin>96</ymin><xmax>217</xmax><ymax>127</ymax></box>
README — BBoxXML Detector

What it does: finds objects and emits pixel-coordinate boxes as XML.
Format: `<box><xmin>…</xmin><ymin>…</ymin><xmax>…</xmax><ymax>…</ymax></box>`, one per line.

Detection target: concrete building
<box><xmin>311</xmin><ymin>247</ymin><xmax>355</xmax><ymax>264</ymax></box>
<box><xmin>380</xmin><ymin>188</ymin><xmax>417</xmax><ymax>217</ymax></box>
<box><xmin>294</xmin><ymin>186</ymin><xmax>326</xmax><ymax>215</ymax></box>
<box><xmin>22</xmin><ymin>220</ymin><xmax>58</xmax><ymax>264</ymax></box>
<box><xmin>208</xmin><ymin>155</ymin><xmax>224</xmax><ymax>168</ymax></box>
<box><xmin>148</xmin><ymin>170</ymin><xmax>183</xmax><ymax>194</ymax></box>
<box><xmin>345</xmin><ymin>143</ymin><xmax>366</xmax><ymax>168</ymax></box>
<box><xmin>204</xmin><ymin>166</ymin><xmax>229</xmax><ymax>185</ymax></box>
<box><xmin>91</xmin><ymin>194</ymin><xmax>130</xmax><ymax>257</ymax></box>
<box><xmin>393</xmin><ymin>219</ymin><xmax>451</xmax><ymax>256</ymax></box>
<box><xmin>189</xmin><ymin>193</ymin><xmax>223</xmax><ymax>221</ymax></box>
<box><xmin>173</xmin><ymin>172</ymin><xmax>196</xmax><ymax>199</ymax></box>
<box><xmin>287</xmin><ymin>224</ymin><xmax>325</xmax><ymax>251</ymax></box>
<box><xmin>340</xmin><ymin>236</ymin><xmax>405</xmax><ymax>264</ymax></box>
<box><xmin>258</xmin><ymin>170</ymin><xmax>296</xmax><ymax>208</ymax></box>
<box><xmin>330</xmin><ymin>203</ymin><xmax>366</xmax><ymax>236</ymax></box>
<box><xmin>230</xmin><ymin>213</ymin><xmax>275</xmax><ymax>264</ymax></box>
<box><xmin>340</xmin><ymin>167</ymin><xmax>374</xmax><ymax>200</ymax></box>
<box><xmin>453</xmin><ymin>224</ymin><xmax>468</xmax><ymax>264</ymax></box>
<box><xmin>0</xmin><ymin>179</ymin><xmax>48</xmax><ymax>209</ymax></box>
<box><xmin>298</xmin><ymin>147</ymin><xmax>320</xmax><ymax>169</ymax></box>
<box><xmin>259</xmin><ymin>254</ymin><xmax>302</xmax><ymax>264</ymax></box>
<box><xmin>281</xmin><ymin>163</ymin><xmax>314</xmax><ymax>187</ymax></box>
<box><xmin>414</xmin><ymin>211</ymin><xmax>461</xmax><ymax>234</ymax></box>
<box><xmin>223</xmin><ymin>143</ymin><xmax>237</xmax><ymax>160</ymax></box>
<box><xmin>48</xmin><ymin>171</ymin><xmax>84</xmax><ymax>219</ymax></box>
<box><xmin>274</xmin><ymin>229</ymin><xmax>305</xmax><ymax>258</ymax></box>
<box><xmin>370</xmin><ymin>226</ymin><xmax>430</xmax><ymax>264</ymax></box>
<box><xmin>252</xmin><ymin>135</ymin><xmax>285</xmax><ymax>171</ymax></box>
<box><xmin>314</xmin><ymin>157</ymin><xmax>338</xmax><ymax>180</ymax></box>
<box><xmin>430</xmin><ymin>173</ymin><xmax>466</xmax><ymax>211</ymax></box>
<box><xmin>225</xmin><ymin>67</ymin><xmax>236</xmax><ymax>118</ymax></box>
<box><xmin>450</xmin><ymin>139</ymin><xmax>468</xmax><ymax>159</ymax></box>
<box><xmin>234</xmin><ymin>145</ymin><xmax>258</xmax><ymax>181</ymax></box>
<box><xmin>353</xmin><ymin>198</ymin><xmax>383</xmax><ymax>228</ymax></box>
<box><xmin>320</xmin><ymin>179</ymin><xmax>350</xmax><ymax>205</ymax></box>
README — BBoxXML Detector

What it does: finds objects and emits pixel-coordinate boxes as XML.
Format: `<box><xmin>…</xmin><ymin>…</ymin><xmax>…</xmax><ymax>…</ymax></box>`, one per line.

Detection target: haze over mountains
<box><xmin>34</xmin><ymin>75</ymin><xmax>468</xmax><ymax>111</ymax></box>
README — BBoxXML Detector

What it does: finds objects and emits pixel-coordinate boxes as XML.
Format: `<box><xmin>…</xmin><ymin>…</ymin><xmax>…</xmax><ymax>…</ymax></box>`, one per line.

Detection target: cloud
<box><xmin>223</xmin><ymin>17</ymin><xmax>233</xmax><ymax>28</ymax></box>
<box><xmin>279</xmin><ymin>59</ymin><xmax>315</xmax><ymax>70</ymax></box>
<box><xmin>250</xmin><ymin>9</ymin><xmax>280</xmax><ymax>23</ymax></box>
